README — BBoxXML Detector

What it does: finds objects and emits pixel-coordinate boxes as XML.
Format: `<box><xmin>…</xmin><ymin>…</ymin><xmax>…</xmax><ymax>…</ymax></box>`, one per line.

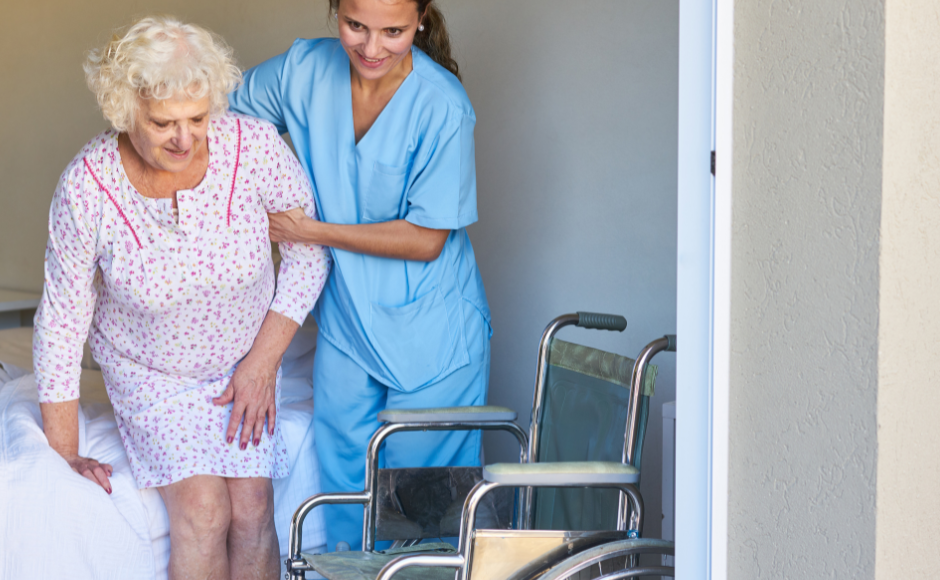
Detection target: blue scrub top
<box><xmin>230</xmin><ymin>38</ymin><xmax>491</xmax><ymax>393</ymax></box>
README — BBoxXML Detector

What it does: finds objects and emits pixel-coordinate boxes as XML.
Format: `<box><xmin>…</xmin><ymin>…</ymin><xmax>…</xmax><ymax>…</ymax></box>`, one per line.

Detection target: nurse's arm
<box><xmin>268</xmin><ymin>208</ymin><xmax>449</xmax><ymax>262</ymax></box>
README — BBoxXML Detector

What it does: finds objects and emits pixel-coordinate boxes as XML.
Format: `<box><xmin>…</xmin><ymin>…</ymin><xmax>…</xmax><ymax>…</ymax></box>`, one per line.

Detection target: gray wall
<box><xmin>439</xmin><ymin>0</ymin><xmax>679</xmax><ymax>540</ymax></box>
<box><xmin>0</xmin><ymin>0</ymin><xmax>331</xmax><ymax>292</ymax></box>
<box><xmin>729</xmin><ymin>0</ymin><xmax>883</xmax><ymax>576</ymax></box>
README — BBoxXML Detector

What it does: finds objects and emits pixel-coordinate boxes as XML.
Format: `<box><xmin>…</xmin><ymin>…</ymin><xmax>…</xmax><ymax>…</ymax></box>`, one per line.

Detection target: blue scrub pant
<box><xmin>312</xmin><ymin>305</ymin><xmax>491</xmax><ymax>551</ymax></box>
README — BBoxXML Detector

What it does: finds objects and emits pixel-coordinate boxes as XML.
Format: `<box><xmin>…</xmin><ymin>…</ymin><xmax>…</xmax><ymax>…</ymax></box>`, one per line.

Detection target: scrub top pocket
<box><xmin>363</xmin><ymin>162</ymin><xmax>408</xmax><ymax>223</ymax></box>
<box><xmin>369</xmin><ymin>286</ymin><xmax>462</xmax><ymax>392</ymax></box>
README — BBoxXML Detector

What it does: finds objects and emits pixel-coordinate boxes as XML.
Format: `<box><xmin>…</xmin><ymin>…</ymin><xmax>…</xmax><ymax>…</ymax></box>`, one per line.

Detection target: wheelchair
<box><xmin>285</xmin><ymin>312</ymin><xmax>676</xmax><ymax>580</ymax></box>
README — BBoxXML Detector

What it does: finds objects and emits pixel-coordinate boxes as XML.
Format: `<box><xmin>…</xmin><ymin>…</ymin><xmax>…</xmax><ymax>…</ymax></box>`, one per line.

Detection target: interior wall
<box><xmin>729</xmin><ymin>0</ymin><xmax>883</xmax><ymax>577</ymax></box>
<box><xmin>876</xmin><ymin>0</ymin><xmax>940</xmax><ymax>577</ymax></box>
<box><xmin>8</xmin><ymin>0</ymin><xmax>679</xmax><ymax>542</ymax></box>
<box><xmin>438</xmin><ymin>0</ymin><xmax>679</xmax><ymax>541</ymax></box>
<box><xmin>0</xmin><ymin>0</ymin><xmax>331</xmax><ymax>292</ymax></box>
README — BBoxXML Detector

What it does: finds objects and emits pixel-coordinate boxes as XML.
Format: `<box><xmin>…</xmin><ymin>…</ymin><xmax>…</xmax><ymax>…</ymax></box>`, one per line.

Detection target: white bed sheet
<box><xmin>0</xmin><ymin>322</ymin><xmax>326</xmax><ymax>579</ymax></box>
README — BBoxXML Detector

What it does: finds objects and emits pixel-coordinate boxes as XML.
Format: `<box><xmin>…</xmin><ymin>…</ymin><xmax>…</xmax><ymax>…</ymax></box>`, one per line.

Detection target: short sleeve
<box><xmin>229</xmin><ymin>50</ymin><xmax>290</xmax><ymax>133</ymax></box>
<box><xmin>404</xmin><ymin>112</ymin><xmax>478</xmax><ymax>231</ymax></box>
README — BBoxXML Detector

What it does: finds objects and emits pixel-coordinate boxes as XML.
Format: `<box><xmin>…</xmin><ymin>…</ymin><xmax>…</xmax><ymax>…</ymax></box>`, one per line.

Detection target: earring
<box><xmin>333</xmin><ymin>12</ymin><xmax>338</xmax><ymax>19</ymax></box>
<box><xmin>418</xmin><ymin>24</ymin><xmax>425</xmax><ymax>31</ymax></box>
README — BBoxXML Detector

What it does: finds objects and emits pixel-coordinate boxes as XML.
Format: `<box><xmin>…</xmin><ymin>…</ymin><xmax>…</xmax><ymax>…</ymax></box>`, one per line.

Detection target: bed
<box><xmin>0</xmin><ymin>321</ymin><xmax>327</xmax><ymax>579</ymax></box>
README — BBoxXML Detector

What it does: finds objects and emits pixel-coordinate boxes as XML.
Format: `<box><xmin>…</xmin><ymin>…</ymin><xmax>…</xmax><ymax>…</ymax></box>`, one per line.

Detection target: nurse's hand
<box><xmin>268</xmin><ymin>207</ymin><xmax>312</xmax><ymax>244</ymax></box>
<box><xmin>215</xmin><ymin>353</ymin><xmax>279</xmax><ymax>450</ymax></box>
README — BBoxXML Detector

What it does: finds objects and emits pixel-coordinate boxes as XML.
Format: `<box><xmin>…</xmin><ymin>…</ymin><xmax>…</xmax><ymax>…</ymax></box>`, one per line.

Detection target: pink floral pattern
<box><xmin>33</xmin><ymin>113</ymin><xmax>331</xmax><ymax>488</ymax></box>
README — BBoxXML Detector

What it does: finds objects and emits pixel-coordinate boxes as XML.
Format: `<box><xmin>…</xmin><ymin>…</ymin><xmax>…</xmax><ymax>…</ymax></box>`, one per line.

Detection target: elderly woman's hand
<box><xmin>64</xmin><ymin>454</ymin><xmax>114</xmax><ymax>493</ymax></box>
<box><xmin>213</xmin><ymin>350</ymin><xmax>279</xmax><ymax>450</ymax></box>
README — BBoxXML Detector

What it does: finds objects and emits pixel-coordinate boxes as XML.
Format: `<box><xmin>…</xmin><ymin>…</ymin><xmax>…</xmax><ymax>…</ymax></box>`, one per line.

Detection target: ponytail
<box><xmin>413</xmin><ymin>2</ymin><xmax>460</xmax><ymax>81</ymax></box>
<box><xmin>329</xmin><ymin>0</ymin><xmax>461</xmax><ymax>81</ymax></box>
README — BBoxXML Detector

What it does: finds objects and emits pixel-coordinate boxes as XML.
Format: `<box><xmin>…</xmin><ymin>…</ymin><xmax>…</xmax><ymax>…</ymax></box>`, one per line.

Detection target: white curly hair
<box><xmin>84</xmin><ymin>15</ymin><xmax>242</xmax><ymax>132</ymax></box>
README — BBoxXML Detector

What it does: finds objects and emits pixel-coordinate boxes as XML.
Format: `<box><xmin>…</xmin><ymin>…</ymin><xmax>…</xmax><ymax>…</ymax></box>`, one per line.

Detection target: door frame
<box><xmin>675</xmin><ymin>0</ymin><xmax>732</xmax><ymax>578</ymax></box>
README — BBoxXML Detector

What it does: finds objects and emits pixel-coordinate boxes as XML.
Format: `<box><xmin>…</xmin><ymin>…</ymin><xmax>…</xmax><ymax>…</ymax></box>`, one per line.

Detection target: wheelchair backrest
<box><xmin>533</xmin><ymin>339</ymin><xmax>657</xmax><ymax>531</ymax></box>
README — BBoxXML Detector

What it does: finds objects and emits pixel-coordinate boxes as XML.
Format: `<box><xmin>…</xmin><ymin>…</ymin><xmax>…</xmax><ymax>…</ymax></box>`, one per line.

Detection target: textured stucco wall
<box><xmin>728</xmin><ymin>0</ymin><xmax>884</xmax><ymax>577</ymax></box>
<box><xmin>876</xmin><ymin>0</ymin><xmax>940</xmax><ymax>577</ymax></box>
<box><xmin>1</xmin><ymin>0</ymin><xmax>331</xmax><ymax>292</ymax></box>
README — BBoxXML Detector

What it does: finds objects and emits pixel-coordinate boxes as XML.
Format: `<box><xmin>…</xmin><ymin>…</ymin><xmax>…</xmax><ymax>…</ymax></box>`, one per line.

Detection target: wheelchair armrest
<box><xmin>482</xmin><ymin>461</ymin><xmax>640</xmax><ymax>486</ymax></box>
<box><xmin>376</xmin><ymin>552</ymin><xmax>466</xmax><ymax>580</ymax></box>
<box><xmin>378</xmin><ymin>405</ymin><xmax>517</xmax><ymax>424</ymax></box>
<box><xmin>288</xmin><ymin>491</ymin><xmax>370</xmax><ymax>563</ymax></box>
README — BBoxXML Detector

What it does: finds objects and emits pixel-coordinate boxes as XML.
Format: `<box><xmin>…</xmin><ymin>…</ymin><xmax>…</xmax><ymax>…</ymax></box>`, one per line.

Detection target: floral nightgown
<box><xmin>33</xmin><ymin>112</ymin><xmax>331</xmax><ymax>488</ymax></box>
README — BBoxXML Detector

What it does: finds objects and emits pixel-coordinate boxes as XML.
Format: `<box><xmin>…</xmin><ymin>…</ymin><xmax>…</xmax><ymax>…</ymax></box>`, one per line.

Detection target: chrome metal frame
<box><xmin>363</xmin><ymin>421</ymin><xmax>528</xmax><ymax>551</ymax></box>
<box><xmin>375</xmin><ymin>478</ymin><xmax>646</xmax><ymax>580</ymax></box>
<box><xmin>616</xmin><ymin>334</ymin><xmax>677</xmax><ymax>530</ymax></box>
<box><xmin>527</xmin><ymin>314</ymin><xmax>581</xmax><ymax>466</ymax></box>
<box><xmin>285</xmin><ymin>420</ymin><xmax>528</xmax><ymax>579</ymax></box>
<box><xmin>525</xmin><ymin>313</ymin><xmax>629</xmax><ymax>525</ymax></box>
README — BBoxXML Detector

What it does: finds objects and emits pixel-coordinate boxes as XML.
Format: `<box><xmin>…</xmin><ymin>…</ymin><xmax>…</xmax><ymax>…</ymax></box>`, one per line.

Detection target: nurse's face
<box><xmin>337</xmin><ymin>0</ymin><xmax>422</xmax><ymax>81</ymax></box>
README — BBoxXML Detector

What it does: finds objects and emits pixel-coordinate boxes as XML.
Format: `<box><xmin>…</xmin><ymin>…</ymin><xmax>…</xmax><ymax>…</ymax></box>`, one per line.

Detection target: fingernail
<box><xmin>240</xmin><ymin>442</ymin><xmax>247</xmax><ymax>450</ymax></box>
<box><xmin>253</xmin><ymin>438</ymin><xmax>260</xmax><ymax>447</ymax></box>
<box><xmin>107</xmin><ymin>488</ymin><xmax>112</xmax><ymax>495</ymax></box>
<box><xmin>227</xmin><ymin>436</ymin><xmax>233</xmax><ymax>444</ymax></box>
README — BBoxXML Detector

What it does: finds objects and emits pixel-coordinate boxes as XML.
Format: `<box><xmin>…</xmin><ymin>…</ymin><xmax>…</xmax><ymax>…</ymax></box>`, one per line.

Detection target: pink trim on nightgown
<box><xmin>226</xmin><ymin>119</ymin><xmax>242</xmax><ymax>227</ymax></box>
<box><xmin>83</xmin><ymin>157</ymin><xmax>142</xmax><ymax>249</ymax></box>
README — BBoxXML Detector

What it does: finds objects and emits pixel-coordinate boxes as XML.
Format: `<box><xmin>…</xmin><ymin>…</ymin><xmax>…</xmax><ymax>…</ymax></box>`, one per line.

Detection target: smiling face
<box><xmin>337</xmin><ymin>0</ymin><xmax>422</xmax><ymax>82</ymax></box>
<box><xmin>127</xmin><ymin>95</ymin><xmax>210</xmax><ymax>173</ymax></box>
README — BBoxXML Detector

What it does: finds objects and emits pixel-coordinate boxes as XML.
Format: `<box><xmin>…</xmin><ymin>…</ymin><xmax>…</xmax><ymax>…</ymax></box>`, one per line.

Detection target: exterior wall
<box><xmin>438</xmin><ymin>0</ymin><xmax>679</xmax><ymax>541</ymax></box>
<box><xmin>876</xmin><ymin>0</ymin><xmax>940</xmax><ymax>577</ymax></box>
<box><xmin>1</xmin><ymin>0</ymin><xmax>330</xmax><ymax>292</ymax></box>
<box><xmin>728</xmin><ymin>0</ymin><xmax>884</xmax><ymax>577</ymax></box>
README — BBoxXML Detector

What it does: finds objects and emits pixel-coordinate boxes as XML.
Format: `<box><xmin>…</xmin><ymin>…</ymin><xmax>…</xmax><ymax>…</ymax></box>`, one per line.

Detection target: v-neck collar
<box><xmin>343</xmin><ymin>46</ymin><xmax>417</xmax><ymax>150</ymax></box>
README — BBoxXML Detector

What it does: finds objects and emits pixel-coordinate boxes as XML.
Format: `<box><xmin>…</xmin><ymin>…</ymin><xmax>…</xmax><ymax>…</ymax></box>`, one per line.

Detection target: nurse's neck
<box><xmin>350</xmin><ymin>50</ymin><xmax>413</xmax><ymax>143</ymax></box>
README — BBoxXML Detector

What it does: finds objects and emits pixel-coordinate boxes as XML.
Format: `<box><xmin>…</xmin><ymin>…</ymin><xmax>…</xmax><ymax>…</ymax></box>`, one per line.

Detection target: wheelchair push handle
<box><xmin>576</xmin><ymin>312</ymin><xmax>628</xmax><ymax>332</ymax></box>
<box><xmin>665</xmin><ymin>334</ymin><xmax>677</xmax><ymax>352</ymax></box>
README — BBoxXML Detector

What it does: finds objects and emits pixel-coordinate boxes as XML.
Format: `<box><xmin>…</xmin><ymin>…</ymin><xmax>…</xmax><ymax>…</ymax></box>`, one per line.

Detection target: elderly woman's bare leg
<box><xmin>158</xmin><ymin>475</ymin><xmax>232</xmax><ymax>580</ymax></box>
<box><xmin>226</xmin><ymin>477</ymin><xmax>279</xmax><ymax>579</ymax></box>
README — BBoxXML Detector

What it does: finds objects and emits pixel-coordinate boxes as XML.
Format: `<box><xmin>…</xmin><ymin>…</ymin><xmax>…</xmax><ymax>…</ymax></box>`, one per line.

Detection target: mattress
<box><xmin>0</xmin><ymin>321</ymin><xmax>326</xmax><ymax>579</ymax></box>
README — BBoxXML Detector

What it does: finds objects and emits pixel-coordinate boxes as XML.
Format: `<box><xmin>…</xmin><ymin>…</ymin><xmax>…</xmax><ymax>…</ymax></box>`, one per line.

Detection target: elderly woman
<box><xmin>34</xmin><ymin>16</ymin><xmax>329</xmax><ymax>579</ymax></box>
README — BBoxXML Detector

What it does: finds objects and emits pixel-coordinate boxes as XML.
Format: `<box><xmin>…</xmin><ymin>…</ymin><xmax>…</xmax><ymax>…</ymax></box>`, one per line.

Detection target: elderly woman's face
<box><xmin>337</xmin><ymin>0</ymin><xmax>421</xmax><ymax>82</ymax></box>
<box><xmin>128</xmin><ymin>95</ymin><xmax>211</xmax><ymax>173</ymax></box>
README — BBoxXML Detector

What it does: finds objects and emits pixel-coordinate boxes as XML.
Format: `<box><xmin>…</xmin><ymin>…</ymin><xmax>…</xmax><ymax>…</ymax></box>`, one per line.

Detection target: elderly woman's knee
<box><xmin>228</xmin><ymin>479</ymin><xmax>275</xmax><ymax>532</ymax></box>
<box><xmin>169</xmin><ymin>481</ymin><xmax>233</xmax><ymax>542</ymax></box>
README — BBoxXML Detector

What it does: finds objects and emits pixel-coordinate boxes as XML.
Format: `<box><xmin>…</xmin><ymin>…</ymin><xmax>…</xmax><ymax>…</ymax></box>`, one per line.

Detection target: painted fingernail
<box><xmin>107</xmin><ymin>488</ymin><xmax>112</xmax><ymax>495</ymax></box>
<box><xmin>240</xmin><ymin>442</ymin><xmax>247</xmax><ymax>450</ymax></box>
<box><xmin>227</xmin><ymin>436</ymin><xmax>233</xmax><ymax>444</ymax></box>
<box><xmin>253</xmin><ymin>438</ymin><xmax>260</xmax><ymax>447</ymax></box>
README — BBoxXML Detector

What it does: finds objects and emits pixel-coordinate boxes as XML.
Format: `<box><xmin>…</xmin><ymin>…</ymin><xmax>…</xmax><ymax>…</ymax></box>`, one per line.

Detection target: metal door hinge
<box><xmin>710</xmin><ymin>151</ymin><xmax>716</xmax><ymax>176</ymax></box>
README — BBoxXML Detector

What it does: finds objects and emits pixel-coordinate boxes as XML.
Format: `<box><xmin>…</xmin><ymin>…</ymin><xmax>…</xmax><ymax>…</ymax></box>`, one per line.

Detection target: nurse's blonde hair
<box><xmin>84</xmin><ymin>15</ymin><xmax>242</xmax><ymax>132</ymax></box>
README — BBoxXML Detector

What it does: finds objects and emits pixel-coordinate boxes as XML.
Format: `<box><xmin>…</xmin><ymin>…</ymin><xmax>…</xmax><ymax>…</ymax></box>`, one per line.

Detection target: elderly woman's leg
<box><xmin>226</xmin><ymin>477</ymin><xmax>279</xmax><ymax>579</ymax></box>
<box><xmin>158</xmin><ymin>475</ymin><xmax>232</xmax><ymax>580</ymax></box>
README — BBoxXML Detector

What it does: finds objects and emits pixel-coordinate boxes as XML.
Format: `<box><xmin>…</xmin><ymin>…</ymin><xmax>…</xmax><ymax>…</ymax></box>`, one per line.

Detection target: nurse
<box><xmin>229</xmin><ymin>0</ymin><xmax>491</xmax><ymax>550</ymax></box>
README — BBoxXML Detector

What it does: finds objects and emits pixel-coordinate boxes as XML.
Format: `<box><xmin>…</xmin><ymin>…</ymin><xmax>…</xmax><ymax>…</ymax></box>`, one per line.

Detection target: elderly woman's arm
<box><xmin>214</xmin><ymin>123</ymin><xmax>331</xmax><ymax>450</ymax></box>
<box><xmin>34</xmin><ymin>158</ymin><xmax>113</xmax><ymax>492</ymax></box>
<box><xmin>41</xmin><ymin>400</ymin><xmax>113</xmax><ymax>492</ymax></box>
